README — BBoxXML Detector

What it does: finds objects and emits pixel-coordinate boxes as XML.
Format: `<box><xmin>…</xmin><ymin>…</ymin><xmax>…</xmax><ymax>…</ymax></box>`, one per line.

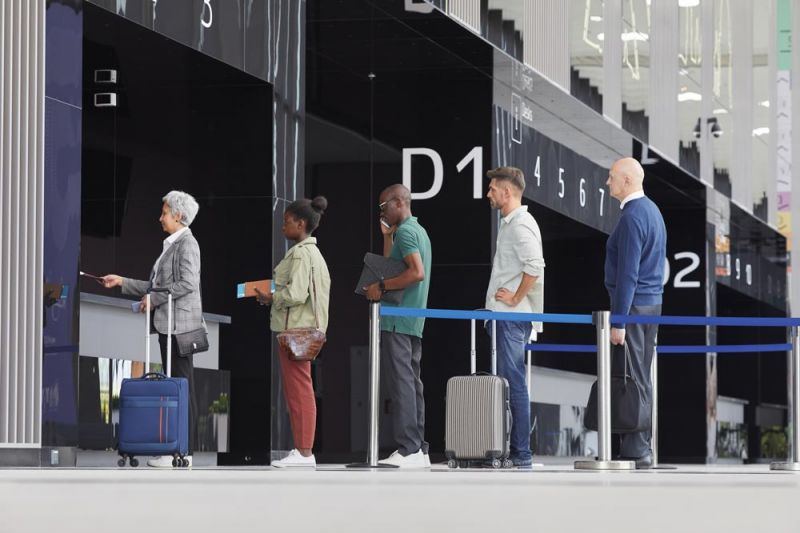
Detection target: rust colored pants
<box><xmin>278</xmin><ymin>345</ymin><xmax>317</xmax><ymax>450</ymax></box>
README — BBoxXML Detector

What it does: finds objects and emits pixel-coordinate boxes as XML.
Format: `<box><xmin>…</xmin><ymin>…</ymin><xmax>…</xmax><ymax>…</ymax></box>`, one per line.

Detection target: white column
<box><xmin>603</xmin><ymin>0</ymin><xmax>622</xmax><ymax>125</ymax></box>
<box><xmin>731</xmin><ymin>0</ymin><xmax>754</xmax><ymax>211</ymax></box>
<box><xmin>792</xmin><ymin>0</ymin><xmax>800</xmax><ymax>316</ymax></box>
<box><xmin>0</xmin><ymin>0</ymin><xmax>45</xmax><ymax>447</ymax></box>
<box><xmin>648</xmin><ymin>0</ymin><xmax>679</xmax><ymax>160</ymax></box>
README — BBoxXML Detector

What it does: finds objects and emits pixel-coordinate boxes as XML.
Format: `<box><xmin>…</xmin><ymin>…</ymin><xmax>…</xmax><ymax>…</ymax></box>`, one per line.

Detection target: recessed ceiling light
<box><xmin>713</xmin><ymin>108</ymin><xmax>729</xmax><ymax>114</ymax></box>
<box><xmin>753</xmin><ymin>127</ymin><xmax>770</xmax><ymax>136</ymax></box>
<box><xmin>590</xmin><ymin>15</ymin><xmax>603</xmax><ymax>22</ymax></box>
<box><xmin>759</xmin><ymin>100</ymin><xmax>770</xmax><ymax>108</ymax></box>
<box><xmin>621</xmin><ymin>31</ymin><xmax>649</xmax><ymax>41</ymax></box>
<box><xmin>679</xmin><ymin>0</ymin><xmax>700</xmax><ymax>7</ymax></box>
<box><xmin>597</xmin><ymin>33</ymin><xmax>605</xmax><ymax>41</ymax></box>
<box><xmin>678</xmin><ymin>92</ymin><xmax>702</xmax><ymax>102</ymax></box>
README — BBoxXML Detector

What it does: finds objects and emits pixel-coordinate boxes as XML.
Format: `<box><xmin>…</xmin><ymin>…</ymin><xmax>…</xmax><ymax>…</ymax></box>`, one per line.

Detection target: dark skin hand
<box><xmin>254</xmin><ymin>287</ymin><xmax>272</xmax><ymax>305</ymax></box>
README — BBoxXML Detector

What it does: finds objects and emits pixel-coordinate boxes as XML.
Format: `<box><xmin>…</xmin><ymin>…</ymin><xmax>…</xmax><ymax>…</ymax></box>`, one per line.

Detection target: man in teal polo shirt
<box><xmin>364</xmin><ymin>184</ymin><xmax>432</xmax><ymax>468</ymax></box>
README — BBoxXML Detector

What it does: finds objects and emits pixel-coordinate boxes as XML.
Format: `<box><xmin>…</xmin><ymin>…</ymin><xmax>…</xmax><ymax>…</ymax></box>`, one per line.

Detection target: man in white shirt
<box><xmin>485</xmin><ymin>167</ymin><xmax>545</xmax><ymax>468</ymax></box>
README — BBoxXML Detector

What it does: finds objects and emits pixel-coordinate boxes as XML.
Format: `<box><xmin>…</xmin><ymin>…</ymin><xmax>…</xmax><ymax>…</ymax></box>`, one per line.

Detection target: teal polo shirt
<box><xmin>381</xmin><ymin>216</ymin><xmax>432</xmax><ymax>338</ymax></box>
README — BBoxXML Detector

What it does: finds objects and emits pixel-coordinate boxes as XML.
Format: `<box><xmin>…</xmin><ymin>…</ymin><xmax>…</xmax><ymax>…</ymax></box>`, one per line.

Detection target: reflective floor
<box><xmin>2</xmin><ymin>457</ymin><xmax>800</xmax><ymax>532</ymax></box>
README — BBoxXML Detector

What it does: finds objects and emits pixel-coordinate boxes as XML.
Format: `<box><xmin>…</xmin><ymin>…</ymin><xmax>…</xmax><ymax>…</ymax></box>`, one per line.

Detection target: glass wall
<box><xmin>711</xmin><ymin>0</ymin><xmax>733</xmax><ymax>195</ymax></box>
<box><xmin>752</xmin><ymin>1</ymin><xmax>770</xmax><ymax>219</ymax></box>
<box><xmin>620</xmin><ymin>0</ymin><xmax>650</xmax><ymax>142</ymax></box>
<box><xmin>570</xmin><ymin>0</ymin><xmax>604</xmax><ymax>113</ymax></box>
<box><xmin>678</xmin><ymin>1</ymin><xmax>703</xmax><ymax>177</ymax></box>
<box><xmin>80</xmin><ymin>4</ymin><xmax>273</xmax><ymax>459</ymax></box>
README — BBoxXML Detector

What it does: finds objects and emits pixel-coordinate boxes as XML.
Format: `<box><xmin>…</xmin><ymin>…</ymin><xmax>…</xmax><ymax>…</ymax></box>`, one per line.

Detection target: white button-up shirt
<box><xmin>151</xmin><ymin>226</ymin><xmax>189</xmax><ymax>281</ymax></box>
<box><xmin>620</xmin><ymin>190</ymin><xmax>645</xmax><ymax>210</ymax></box>
<box><xmin>485</xmin><ymin>205</ymin><xmax>546</xmax><ymax>332</ymax></box>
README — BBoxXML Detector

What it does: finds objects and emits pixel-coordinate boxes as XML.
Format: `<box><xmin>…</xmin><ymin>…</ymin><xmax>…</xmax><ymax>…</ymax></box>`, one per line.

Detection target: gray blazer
<box><xmin>122</xmin><ymin>228</ymin><xmax>203</xmax><ymax>335</ymax></box>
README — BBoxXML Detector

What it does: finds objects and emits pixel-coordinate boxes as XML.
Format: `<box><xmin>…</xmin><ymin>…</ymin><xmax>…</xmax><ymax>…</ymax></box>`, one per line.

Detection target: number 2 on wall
<box><xmin>662</xmin><ymin>251</ymin><xmax>701</xmax><ymax>289</ymax></box>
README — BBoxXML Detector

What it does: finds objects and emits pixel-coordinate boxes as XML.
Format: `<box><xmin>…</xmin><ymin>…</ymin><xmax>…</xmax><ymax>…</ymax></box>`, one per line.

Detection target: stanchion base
<box><xmin>574</xmin><ymin>459</ymin><xmax>635</xmax><ymax>471</ymax></box>
<box><xmin>345</xmin><ymin>462</ymin><xmax>399</xmax><ymax>469</ymax></box>
<box><xmin>770</xmin><ymin>462</ymin><xmax>800</xmax><ymax>471</ymax></box>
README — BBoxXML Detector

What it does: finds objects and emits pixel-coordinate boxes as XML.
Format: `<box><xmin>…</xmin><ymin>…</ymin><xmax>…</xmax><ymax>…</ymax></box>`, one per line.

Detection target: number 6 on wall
<box><xmin>202</xmin><ymin>0</ymin><xmax>213</xmax><ymax>29</ymax></box>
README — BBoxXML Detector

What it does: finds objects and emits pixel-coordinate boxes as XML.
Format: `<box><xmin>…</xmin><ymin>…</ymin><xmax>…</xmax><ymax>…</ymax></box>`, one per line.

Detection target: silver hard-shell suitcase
<box><xmin>445</xmin><ymin>318</ymin><xmax>512</xmax><ymax>469</ymax></box>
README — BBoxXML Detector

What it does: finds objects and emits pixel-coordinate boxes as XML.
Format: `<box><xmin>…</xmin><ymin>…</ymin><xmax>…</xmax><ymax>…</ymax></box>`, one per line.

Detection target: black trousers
<box><xmin>611</xmin><ymin>304</ymin><xmax>661</xmax><ymax>458</ymax></box>
<box><xmin>158</xmin><ymin>334</ymin><xmax>198</xmax><ymax>454</ymax></box>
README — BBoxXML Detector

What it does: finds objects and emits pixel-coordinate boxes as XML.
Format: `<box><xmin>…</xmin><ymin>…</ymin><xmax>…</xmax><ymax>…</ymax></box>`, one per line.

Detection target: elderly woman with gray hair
<box><xmin>100</xmin><ymin>190</ymin><xmax>203</xmax><ymax>468</ymax></box>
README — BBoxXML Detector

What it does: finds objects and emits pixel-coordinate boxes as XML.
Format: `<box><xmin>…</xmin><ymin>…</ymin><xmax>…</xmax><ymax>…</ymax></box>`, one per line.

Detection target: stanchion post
<box><xmin>575</xmin><ymin>311</ymin><xmax>635</xmax><ymax>470</ymax></box>
<box><xmin>347</xmin><ymin>301</ymin><xmax>397</xmax><ymax>468</ymax></box>
<box><xmin>651</xmin><ymin>344</ymin><xmax>658</xmax><ymax>468</ymax></box>
<box><xmin>771</xmin><ymin>326</ymin><xmax>800</xmax><ymax>471</ymax></box>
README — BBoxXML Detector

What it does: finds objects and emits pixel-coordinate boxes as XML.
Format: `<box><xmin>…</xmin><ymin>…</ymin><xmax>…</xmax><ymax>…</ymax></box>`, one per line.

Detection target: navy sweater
<box><xmin>604</xmin><ymin>196</ymin><xmax>667</xmax><ymax>328</ymax></box>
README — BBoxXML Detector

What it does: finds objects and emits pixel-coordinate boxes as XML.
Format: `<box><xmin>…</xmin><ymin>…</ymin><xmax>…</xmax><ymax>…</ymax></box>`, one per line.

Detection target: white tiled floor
<box><xmin>3</xmin><ymin>460</ymin><xmax>800</xmax><ymax>533</ymax></box>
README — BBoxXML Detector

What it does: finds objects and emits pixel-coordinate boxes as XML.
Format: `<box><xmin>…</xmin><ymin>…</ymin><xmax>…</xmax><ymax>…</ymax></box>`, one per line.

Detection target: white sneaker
<box><xmin>272</xmin><ymin>449</ymin><xmax>316</xmax><ymax>468</ymax></box>
<box><xmin>146</xmin><ymin>455</ymin><xmax>174</xmax><ymax>468</ymax></box>
<box><xmin>378</xmin><ymin>449</ymin><xmax>427</xmax><ymax>469</ymax></box>
<box><xmin>423</xmin><ymin>453</ymin><xmax>431</xmax><ymax>468</ymax></box>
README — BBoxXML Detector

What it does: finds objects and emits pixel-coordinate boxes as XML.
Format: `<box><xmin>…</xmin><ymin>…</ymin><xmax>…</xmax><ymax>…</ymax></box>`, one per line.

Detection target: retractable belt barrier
<box><xmin>365</xmin><ymin>306</ymin><xmax>800</xmax><ymax>471</ymax></box>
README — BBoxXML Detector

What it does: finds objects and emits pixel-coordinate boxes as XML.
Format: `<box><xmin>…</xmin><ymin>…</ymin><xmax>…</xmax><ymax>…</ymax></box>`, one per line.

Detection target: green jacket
<box><xmin>270</xmin><ymin>237</ymin><xmax>331</xmax><ymax>333</ymax></box>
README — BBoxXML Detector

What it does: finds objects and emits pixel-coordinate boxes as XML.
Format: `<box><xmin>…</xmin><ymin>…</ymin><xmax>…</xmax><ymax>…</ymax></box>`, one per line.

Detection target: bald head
<box><xmin>382</xmin><ymin>184</ymin><xmax>411</xmax><ymax>206</ymax></box>
<box><xmin>607</xmin><ymin>157</ymin><xmax>645</xmax><ymax>202</ymax></box>
<box><xmin>379</xmin><ymin>184</ymin><xmax>412</xmax><ymax>226</ymax></box>
<box><xmin>613</xmin><ymin>158</ymin><xmax>645</xmax><ymax>187</ymax></box>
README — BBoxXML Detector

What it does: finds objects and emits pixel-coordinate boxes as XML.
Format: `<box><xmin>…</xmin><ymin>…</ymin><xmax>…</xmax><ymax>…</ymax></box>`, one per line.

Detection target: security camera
<box><xmin>94</xmin><ymin>69</ymin><xmax>117</xmax><ymax>84</ymax></box>
<box><xmin>94</xmin><ymin>93</ymin><xmax>117</xmax><ymax>107</ymax></box>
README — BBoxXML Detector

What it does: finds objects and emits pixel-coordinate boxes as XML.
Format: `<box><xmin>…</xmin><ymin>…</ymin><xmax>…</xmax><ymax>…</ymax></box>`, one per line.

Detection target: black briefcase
<box><xmin>354</xmin><ymin>252</ymin><xmax>407</xmax><ymax>305</ymax></box>
<box><xmin>583</xmin><ymin>343</ymin><xmax>651</xmax><ymax>434</ymax></box>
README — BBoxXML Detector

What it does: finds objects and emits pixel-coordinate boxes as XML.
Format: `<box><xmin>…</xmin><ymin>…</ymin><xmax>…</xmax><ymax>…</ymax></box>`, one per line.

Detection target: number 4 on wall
<box><xmin>402</xmin><ymin>147</ymin><xmax>483</xmax><ymax>200</ymax></box>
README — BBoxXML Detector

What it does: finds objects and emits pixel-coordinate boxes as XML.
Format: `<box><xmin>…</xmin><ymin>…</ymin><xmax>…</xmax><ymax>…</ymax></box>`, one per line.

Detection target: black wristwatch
<box><xmin>379</xmin><ymin>278</ymin><xmax>386</xmax><ymax>293</ymax></box>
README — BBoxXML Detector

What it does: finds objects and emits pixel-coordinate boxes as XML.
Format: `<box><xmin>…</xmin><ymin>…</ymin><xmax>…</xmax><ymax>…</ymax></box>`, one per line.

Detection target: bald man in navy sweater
<box><xmin>604</xmin><ymin>157</ymin><xmax>667</xmax><ymax>469</ymax></box>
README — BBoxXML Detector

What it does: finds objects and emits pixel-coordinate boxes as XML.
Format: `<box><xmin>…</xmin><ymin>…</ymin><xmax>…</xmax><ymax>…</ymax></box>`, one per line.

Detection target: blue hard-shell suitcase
<box><xmin>117</xmin><ymin>290</ymin><xmax>190</xmax><ymax>468</ymax></box>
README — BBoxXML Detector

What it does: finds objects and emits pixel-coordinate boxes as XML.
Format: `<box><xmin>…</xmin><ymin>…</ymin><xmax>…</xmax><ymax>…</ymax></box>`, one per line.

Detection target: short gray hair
<box><xmin>162</xmin><ymin>190</ymin><xmax>199</xmax><ymax>226</ymax></box>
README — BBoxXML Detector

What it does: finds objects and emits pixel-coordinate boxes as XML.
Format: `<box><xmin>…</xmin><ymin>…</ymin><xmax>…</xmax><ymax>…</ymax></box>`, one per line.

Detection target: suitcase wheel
<box><xmin>117</xmin><ymin>457</ymin><xmax>126</xmax><ymax>468</ymax></box>
<box><xmin>490</xmin><ymin>459</ymin><xmax>501</xmax><ymax>469</ymax></box>
<box><xmin>502</xmin><ymin>459</ymin><xmax>514</xmax><ymax>469</ymax></box>
<box><xmin>129</xmin><ymin>457</ymin><xmax>139</xmax><ymax>467</ymax></box>
<box><xmin>447</xmin><ymin>459</ymin><xmax>457</xmax><ymax>469</ymax></box>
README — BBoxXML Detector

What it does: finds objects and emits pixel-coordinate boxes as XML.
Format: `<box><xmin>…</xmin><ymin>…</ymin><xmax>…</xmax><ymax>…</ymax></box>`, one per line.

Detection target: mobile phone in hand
<box><xmin>380</xmin><ymin>218</ymin><xmax>391</xmax><ymax>229</ymax></box>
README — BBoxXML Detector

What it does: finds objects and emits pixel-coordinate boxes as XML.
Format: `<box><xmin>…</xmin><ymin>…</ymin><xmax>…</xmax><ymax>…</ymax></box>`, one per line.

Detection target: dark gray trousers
<box><xmin>380</xmin><ymin>330</ymin><xmax>428</xmax><ymax>456</ymax></box>
<box><xmin>159</xmin><ymin>334</ymin><xmax>198</xmax><ymax>454</ymax></box>
<box><xmin>612</xmin><ymin>304</ymin><xmax>661</xmax><ymax>459</ymax></box>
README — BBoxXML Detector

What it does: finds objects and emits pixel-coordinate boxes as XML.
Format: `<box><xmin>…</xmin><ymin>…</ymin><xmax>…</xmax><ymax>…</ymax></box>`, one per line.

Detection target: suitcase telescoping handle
<box><xmin>145</xmin><ymin>288</ymin><xmax>173</xmax><ymax>377</ymax></box>
<box><xmin>469</xmin><ymin>314</ymin><xmax>497</xmax><ymax>375</ymax></box>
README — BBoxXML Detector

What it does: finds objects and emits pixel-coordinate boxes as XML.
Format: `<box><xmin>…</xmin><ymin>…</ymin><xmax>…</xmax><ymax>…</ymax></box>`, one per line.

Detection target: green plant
<box><xmin>209</xmin><ymin>393</ymin><xmax>229</xmax><ymax>414</ymax></box>
<box><xmin>760</xmin><ymin>426</ymin><xmax>788</xmax><ymax>459</ymax></box>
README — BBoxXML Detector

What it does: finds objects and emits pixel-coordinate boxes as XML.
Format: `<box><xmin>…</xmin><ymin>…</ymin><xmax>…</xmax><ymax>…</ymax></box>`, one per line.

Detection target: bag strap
<box><xmin>622</xmin><ymin>341</ymin><xmax>633</xmax><ymax>383</ymax></box>
<box><xmin>310</xmin><ymin>266</ymin><xmax>320</xmax><ymax>330</ymax></box>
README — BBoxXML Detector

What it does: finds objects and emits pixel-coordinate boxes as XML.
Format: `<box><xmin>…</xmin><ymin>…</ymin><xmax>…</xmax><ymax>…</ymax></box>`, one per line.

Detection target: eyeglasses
<box><xmin>378</xmin><ymin>197</ymin><xmax>397</xmax><ymax>211</ymax></box>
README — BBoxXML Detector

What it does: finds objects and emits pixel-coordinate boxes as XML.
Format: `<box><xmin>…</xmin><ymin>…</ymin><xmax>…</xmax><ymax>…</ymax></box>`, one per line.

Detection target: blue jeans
<box><xmin>486</xmin><ymin>320</ymin><xmax>533</xmax><ymax>461</ymax></box>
